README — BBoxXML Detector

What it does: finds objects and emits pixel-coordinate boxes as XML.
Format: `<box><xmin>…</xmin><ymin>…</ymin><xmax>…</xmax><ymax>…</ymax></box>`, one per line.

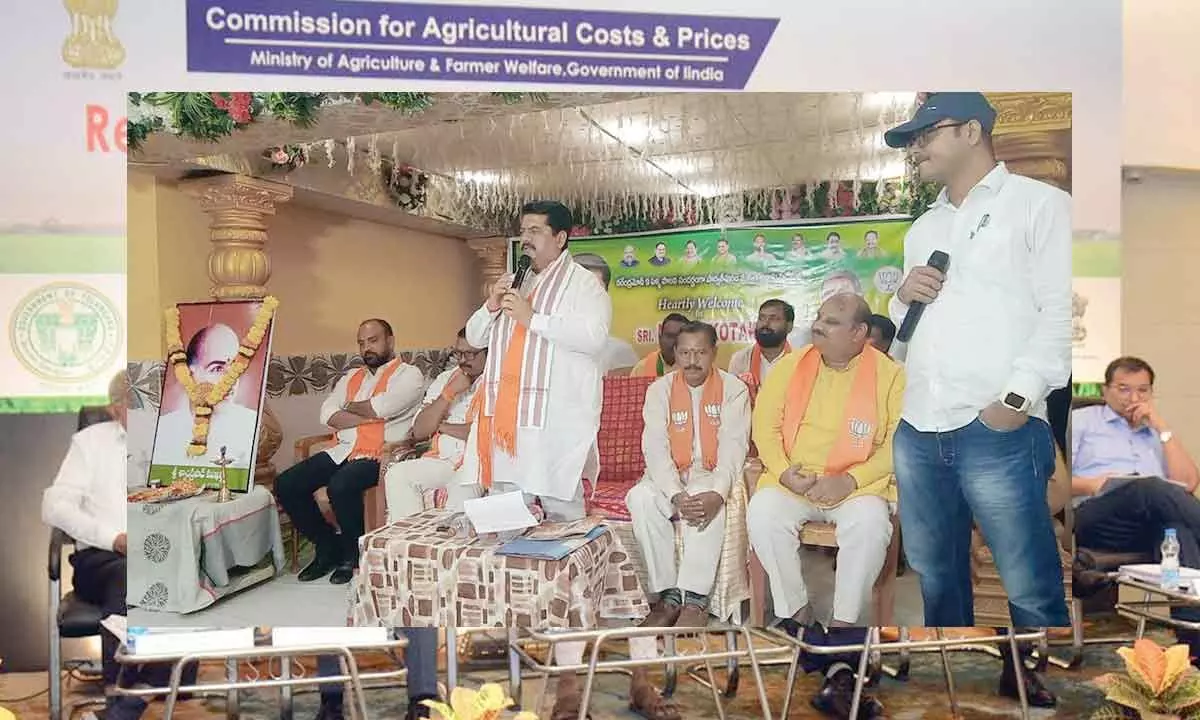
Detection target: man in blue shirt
<box><xmin>1073</xmin><ymin>356</ymin><xmax>1200</xmax><ymax>659</ymax></box>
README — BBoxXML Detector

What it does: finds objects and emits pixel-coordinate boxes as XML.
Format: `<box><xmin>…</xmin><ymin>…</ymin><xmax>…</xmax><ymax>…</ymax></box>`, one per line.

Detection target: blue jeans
<box><xmin>318</xmin><ymin>627</ymin><xmax>438</xmax><ymax>701</ymax></box>
<box><xmin>894</xmin><ymin>417</ymin><xmax>1069</xmax><ymax>627</ymax></box>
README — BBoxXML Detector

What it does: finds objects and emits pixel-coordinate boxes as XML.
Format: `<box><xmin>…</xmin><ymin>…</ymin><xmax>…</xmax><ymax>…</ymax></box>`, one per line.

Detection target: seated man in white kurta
<box><xmin>445</xmin><ymin>200</ymin><xmax>610</xmax><ymax>720</ymax></box>
<box><xmin>384</xmin><ymin>328</ymin><xmax>486</xmax><ymax>521</ymax></box>
<box><xmin>623</xmin><ymin>321</ymin><xmax>750</xmax><ymax>720</ymax></box>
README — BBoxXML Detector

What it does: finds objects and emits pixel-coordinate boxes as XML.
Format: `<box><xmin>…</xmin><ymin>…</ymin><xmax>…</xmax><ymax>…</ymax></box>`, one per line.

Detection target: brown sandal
<box><xmin>629</xmin><ymin>683</ymin><xmax>682</xmax><ymax>720</ymax></box>
<box><xmin>550</xmin><ymin>689</ymin><xmax>592</xmax><ymax>720</ymax></box>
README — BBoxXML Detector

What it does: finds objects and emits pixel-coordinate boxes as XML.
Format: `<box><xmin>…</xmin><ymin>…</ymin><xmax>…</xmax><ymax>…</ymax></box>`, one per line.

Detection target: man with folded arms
<box><xmin>448</xmin><ymin>200</ymin><xmax>611</xmax><ymax>720</ymax></box>
<box><xmin>43</xmin><ymin>372</ymin><xmax>192</xmax><ymax>720</ymax></box>
<box><xmin>624</xmin><ymin>321</ymin><xmax>750</xmax><ymax>719</ymax></box>
<box><xmin>383</xmin><ymin>328</ymin><xmax>486</xmax><ymax>520</ymax></box>
<box><xmin>276</xmin><ymin>318</ymin><xmax>426</xmax><ymax>584</ymax></box>
<box><xmin>747</xmin><ymin>294</ymin><xmax>903</xmax><ymax>719</ymax></box>
<box><xmin>630</xmin><ymin>312</ymin><xmax>688</xmax><ymax>378</ymax></box>
<box><xmin>728</xmin><ymin>299</ymin><xmax>794</xmax><ymax>393</ymax></box>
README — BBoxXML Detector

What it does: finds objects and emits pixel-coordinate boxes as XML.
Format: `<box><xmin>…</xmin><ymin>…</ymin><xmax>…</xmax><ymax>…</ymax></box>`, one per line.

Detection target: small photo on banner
<box><xmin>148</xmin><ymin>300</ymin><xmax>276</xmax><ymax>492</ymax></box>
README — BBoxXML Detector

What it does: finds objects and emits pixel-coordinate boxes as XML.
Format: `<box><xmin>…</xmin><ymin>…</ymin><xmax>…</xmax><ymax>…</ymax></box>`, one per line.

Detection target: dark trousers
<box><xmin>317</xmin><ymin>628</ymin><xmax>439</xmax><ymax>702</ymax></box>
<box><xmin>72</xmin><ymin>549</ymin><xmax>194</xmax><ymax>720</ymax></box>
<box><xmin>1076</xmin><ymin>479</ymin><xmax>1200</xmax><ymax>625</ymax></box>
<box><xmin>800</xmin><ymin>625</ymin><xmax>870</xmax><ymax>675</ymax></box>
<box><xmin>276</xmin><ymin>453</ymin><xmax>380</xmax><ymax>559</ymax></box>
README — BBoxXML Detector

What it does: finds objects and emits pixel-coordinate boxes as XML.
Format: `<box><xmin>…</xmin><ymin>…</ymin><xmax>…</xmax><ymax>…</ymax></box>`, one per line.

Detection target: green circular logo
<box><xmin>9</xmin><ymin>282</ymin><xmax>123</xmax><ymax>384</ymax></box>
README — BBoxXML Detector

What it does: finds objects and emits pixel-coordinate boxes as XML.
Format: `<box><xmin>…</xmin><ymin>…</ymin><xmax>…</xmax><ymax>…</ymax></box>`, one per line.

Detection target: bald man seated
<box><xmin>152</xmin><ymin>322</ymin><xmax>261</xmax><ymax>468</ymax></box>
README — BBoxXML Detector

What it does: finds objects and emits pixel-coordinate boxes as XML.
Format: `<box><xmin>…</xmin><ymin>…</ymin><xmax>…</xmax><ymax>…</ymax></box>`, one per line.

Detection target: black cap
<box><xmin>883</xmin><ymin>92</ymin><xmax>997</xmax><ymax>149</ymax></box>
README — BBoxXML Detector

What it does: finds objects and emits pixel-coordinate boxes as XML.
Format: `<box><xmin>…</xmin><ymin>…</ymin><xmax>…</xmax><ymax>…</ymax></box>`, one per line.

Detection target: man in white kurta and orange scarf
<box><xmin>727</xmin><ymin>298</ymin><xmax>795</xmax><ymax>396</ymax></box>
<box><xmin>623</xmin><ymin>321</ymin><xmax>750</xmax><ymax>720</ymax></box>
<box><xmin>448</xmin><ymin>200</ymin><xmax>611</xmax><ymax>720</ymax></box>
<box><xmin>276</xmin><ymin>318</ymin><xmax>425</xmax><ymax>585</ymax></box>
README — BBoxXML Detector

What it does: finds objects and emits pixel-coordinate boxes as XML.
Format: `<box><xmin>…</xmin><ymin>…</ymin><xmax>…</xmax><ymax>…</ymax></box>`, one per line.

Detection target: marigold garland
<box><xmin>164</xmin><ymin>297</ymin><xmax>279</xmax><ymax>457</ymax></box>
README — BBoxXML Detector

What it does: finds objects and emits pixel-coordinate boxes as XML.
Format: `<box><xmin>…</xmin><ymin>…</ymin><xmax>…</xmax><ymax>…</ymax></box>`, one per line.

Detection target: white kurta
<box><xmin>628</xmin><ymin>369</ymin><xmax>751</xmax><ymax>596</ymax></box>
<box><xmin>318</xmin><ymin>359</ymin><xmax>427</xmax><ymax>464</ymax></box>
<box><xmin>459</xmin><ymin>253</ymin><xmax>612</xmax><ymax>500</ymax></box>
<box><xmin>727</xmin><ymin>345</ymin><xmax>789</xmax><ymax>384</ymax></box>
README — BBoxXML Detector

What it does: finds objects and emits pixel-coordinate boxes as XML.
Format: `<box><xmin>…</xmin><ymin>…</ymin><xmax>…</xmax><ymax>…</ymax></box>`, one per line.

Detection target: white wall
<box><xmin>1124</xmin><ymin>0</ymin><xmax>1200</xmax><ymax>169</ymax></box>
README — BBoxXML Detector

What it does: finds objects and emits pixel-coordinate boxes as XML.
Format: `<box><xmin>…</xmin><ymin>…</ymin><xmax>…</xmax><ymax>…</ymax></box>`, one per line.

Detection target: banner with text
<box><xmin>1071</xmin><ymin>235</ymin><xmax>1121</xmax><ymax>385</ymax></box>
<box><xmin>186</xmin><ymin>1</ymin><xmax>778</xmax><ymax>90</ymax></box>
<box><xmin>513</xmin><ymin>218</ymin><xmax>910</xmax><ymax>367</ymax></box>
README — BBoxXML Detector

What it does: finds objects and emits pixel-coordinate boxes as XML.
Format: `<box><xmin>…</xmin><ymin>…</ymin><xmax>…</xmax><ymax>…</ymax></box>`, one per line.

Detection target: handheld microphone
<box><xmin>511</xmin><ymin>254</ymin><xmax>532</xmax><ymax>290</ymax></box>
<box><xmin>896</xmin><ymin>250</ymin><xmax>950</xmax><ymax>343</ymax></box>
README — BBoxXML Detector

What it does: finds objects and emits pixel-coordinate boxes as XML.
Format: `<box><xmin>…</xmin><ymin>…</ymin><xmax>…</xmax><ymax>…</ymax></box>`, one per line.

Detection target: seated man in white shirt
<box><xmin>384</xmin><ymin>328</ymin><xmax>486</xmax><ymax>520</ymax></box>
<box><xmin>276</xmin><ymin>319</ymin><xmax>426</xmax><ymax>584</ymax></box>
<box><xmin>624</xmin><ymin>321</ymin><xmax>751</xmax><ymax>720</ymax></box>
<box><xmin>42</xmin><ymin>372</ymin><xmax>188</xmax><ymax>720</ymax></box>
<box><xmin>573</xmin><ymin>252</ymin><xmax>639</xmax><ymax>375</ymax></box>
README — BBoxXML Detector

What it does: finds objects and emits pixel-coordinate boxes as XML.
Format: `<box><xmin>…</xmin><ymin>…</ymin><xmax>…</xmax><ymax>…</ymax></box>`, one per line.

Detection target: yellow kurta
<box><xmin>751</xmin><ymin>346</ymin><xmax>905</xmax><ymax>506</ymax></box>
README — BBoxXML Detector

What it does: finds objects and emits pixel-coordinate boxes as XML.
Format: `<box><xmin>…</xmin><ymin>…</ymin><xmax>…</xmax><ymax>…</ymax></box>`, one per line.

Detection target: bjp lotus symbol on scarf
<box><xmin>848</xmin><ymin>418</ymin><xmax>873</xmax><ymax>447</ymax></box>
<box><xmin>671</xmin><ymin>409</ymin><xmax>689</xmax><ymax>428</ymax></box>
<box><xmin>703</xmin><ymin>402</ymin><xmax>722</xmax><ymax>426</ymax></box>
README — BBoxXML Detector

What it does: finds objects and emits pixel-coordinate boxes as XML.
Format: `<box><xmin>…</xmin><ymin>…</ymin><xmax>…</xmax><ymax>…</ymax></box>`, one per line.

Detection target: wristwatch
<box><xmin>1160</xmin><ymin>430</ymin><xmax>1174</xmax><ymax>444</ymax></box>
<box><xmin>1001</xmin><ymin>392</ymin><xmax>1030</xmax><ymax>413</ymax></box>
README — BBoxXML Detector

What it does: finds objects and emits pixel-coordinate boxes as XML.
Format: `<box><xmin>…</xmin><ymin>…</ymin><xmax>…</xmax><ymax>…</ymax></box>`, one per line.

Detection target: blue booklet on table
<box><xmin>495</xmin><ymin>525</ymin><xmax>608</xmax><ymax>561</ymax></box>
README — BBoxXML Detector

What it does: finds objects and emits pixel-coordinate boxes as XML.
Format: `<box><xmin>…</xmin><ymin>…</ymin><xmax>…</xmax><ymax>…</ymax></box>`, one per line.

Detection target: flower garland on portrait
<box><xmin>163</xmin><ymin>297</ymin><xmax>280</xmax><ymax>457</ymax></box>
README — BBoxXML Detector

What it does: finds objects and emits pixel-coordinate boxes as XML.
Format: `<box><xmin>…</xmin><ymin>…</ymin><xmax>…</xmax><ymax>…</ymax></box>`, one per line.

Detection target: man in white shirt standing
<box><xmin>885</xmin><ymin>92</ymin><xmax>1071</xmax><ymax>630</ymax></box>
<box><xmin>450</xmin><ymin>200</ymin><xmax>611</xmax><ymax>720</ymax></box>
<box><xmin>276</xmin><ymin>319</ymin><xmax>425</xmax><ymax>585</ymax></box>
<box><xmin>383</xmin><ymin>328</ymin><xmax>486</xmax><ymax>520</ymax></box>
<box><xmin>573</xmin><ymin>252</ymin><xmax>639</xmax><ymax>374</ymax></box>
<box><xmin>42</xmin><ymin>372</ymin><xmax>182</xmax><ymax>720</ymax></box>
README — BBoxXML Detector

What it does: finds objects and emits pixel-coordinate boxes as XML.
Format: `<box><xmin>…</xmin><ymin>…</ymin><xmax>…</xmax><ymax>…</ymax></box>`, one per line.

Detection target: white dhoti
<box><xmin>747</xmin><ymin>487</ymin><xmax>892</xmax><ymax>624</ymax></box>
<box><xmin>384</xmin><ymin>456</ymin><xmax>457</xmax><ymax>523</ymax></box>
<box><xmin>625</xmin><ymin>477</ymin><xmax>726</xmax><ymax>597</ymax></box>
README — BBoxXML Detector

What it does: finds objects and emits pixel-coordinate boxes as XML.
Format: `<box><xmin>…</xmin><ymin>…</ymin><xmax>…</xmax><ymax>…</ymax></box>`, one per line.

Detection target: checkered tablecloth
<box><xmin>348</xmin><ymin>510</ymin><xmax>649</xmax><ymax>628</ymax></box>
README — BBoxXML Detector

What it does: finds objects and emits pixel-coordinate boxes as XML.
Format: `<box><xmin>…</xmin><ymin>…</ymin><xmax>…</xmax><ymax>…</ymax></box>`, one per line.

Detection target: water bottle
<box><xmin>1161</xmin><ymin>528</ymin><xmax>1182</xmax><ymax>590</ymax></box>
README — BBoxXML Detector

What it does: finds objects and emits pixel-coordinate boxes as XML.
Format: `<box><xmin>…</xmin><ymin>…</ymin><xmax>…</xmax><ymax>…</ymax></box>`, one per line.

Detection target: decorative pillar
<box><xmin>986</xmin><ymin>92</ymin><xmax>1072</xmax><ymax>192</ymax></box>
<box><xmin>466</xmin><ymin>237</ymin><xmax>511</xmax><ymax>302</ymax></box>
<box><xmin>181</xmin><ymin>174</ymin><xmax>293</xmax><ymax>486</ymax></box>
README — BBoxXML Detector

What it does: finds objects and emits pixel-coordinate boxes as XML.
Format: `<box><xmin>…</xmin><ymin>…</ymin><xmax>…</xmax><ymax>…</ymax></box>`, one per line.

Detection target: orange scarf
<box><xmin>630</xmin><ymin>350</ymin><xmax>669</xmax><ymax>377</ymax></box>
<box><xmin>345</xmin><ymin>359</ymin><xmax>405</xmax><ymax>461</ymax></box>
<box><xmin>781</xmin><ymin>345</ymin><xmax>880</xmax><ymax>475</ymax></box>
<box><xmin>748</xmin><ymin>342</ymin><xmax>791</xmax><ymax>387</ymax></box>
<box><xmin>667</xmin><ymin>370</ymin><xmax>724</xmax><ymax>472</ymax></box>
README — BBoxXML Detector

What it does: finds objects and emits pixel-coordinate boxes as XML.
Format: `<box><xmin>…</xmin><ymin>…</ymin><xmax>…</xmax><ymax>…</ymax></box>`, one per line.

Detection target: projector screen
<box><xmin>0</xmin><ymin>232</ymin><xmax>126</xmax><ymax>413</ymax></box>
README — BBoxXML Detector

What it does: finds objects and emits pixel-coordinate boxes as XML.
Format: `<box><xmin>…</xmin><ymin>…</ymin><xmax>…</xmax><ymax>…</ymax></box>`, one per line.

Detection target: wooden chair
<box><xmin>744</xmin><ymin>457</ymin><xmax>902</xmax><ymax>628</ymax></box>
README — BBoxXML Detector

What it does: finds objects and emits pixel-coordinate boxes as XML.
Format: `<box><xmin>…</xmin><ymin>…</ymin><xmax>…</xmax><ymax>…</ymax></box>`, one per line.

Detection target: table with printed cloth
<box><xmin>348</xmin><ymin>510</ymin><xmax>649</xmax><ymax>628</ymax></box>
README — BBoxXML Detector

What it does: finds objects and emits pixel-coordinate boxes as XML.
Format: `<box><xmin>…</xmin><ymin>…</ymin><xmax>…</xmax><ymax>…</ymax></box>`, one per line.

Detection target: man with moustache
<box><xmin>382</xmin><ymin>328</ymin><xmax>487</xmax><ymax>520</ymax></box>
<box><xmin>820</xmin><ymin>232</ymin><xmax>846</xmax><ymax>261</ymax></box>
<box><xmin>447</xmin><ymin>200</ymin><xmax>611</xmax><ymax>720</ymax></box>
<box><xmin>631</xmin><ymin>312</ymin><xmax>689</xmax><ymax>378</ymax></box>
<box><xmin>1072</xmin><ymin>356</ymin><xmax>1200</xmax><ymax>662</ymax></box>
<box><xmin>276</xmin><ymin>319</ymin><xmax>426</xmax><ymax>584</ymax></box>
<box><xmin>624</xmin><ymin>321</ymin><xmax>751</xmax><ymax>719</ymax></box>
<box><xmin>574</xmin><ymin>252</ymin><xmax>640</xmax><ymax>374</ymax></box>
<box><xmin>744</xmin><ymin>233</ymin><xmax>778</xmax><ymax>265</ymax></box>
<box><xmin>747</xmin><ymin>294</ymin><xmax>902</xmax><ymax>719</ymax></box>
<box><xmin>728</xmin><ymin>299</ymin><xmax>794</xmax><ymax>392</ymax></box>
<box><xmin>711</xmin><ymin>237</ymin><xmax>737</xmax><ymax>266</ymax></box>
<box><xmin>885</xmin><ymin>92</ymin><xmax>1071</xmax><ymax>634</ymax></box>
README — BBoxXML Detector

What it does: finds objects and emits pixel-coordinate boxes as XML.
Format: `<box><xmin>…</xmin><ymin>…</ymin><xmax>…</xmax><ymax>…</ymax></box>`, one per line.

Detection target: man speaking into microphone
<box><xmin>885</xmin><ymin>92</ymin><xmax>1072</xmax><ymax>629</ymax></box>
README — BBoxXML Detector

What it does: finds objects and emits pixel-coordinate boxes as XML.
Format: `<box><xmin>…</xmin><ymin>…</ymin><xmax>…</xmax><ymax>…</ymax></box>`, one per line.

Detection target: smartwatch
<box><xmin>1001</xmin><ymin>392</ymin><xmax>1029</xmax><ymax>413</ymax></box>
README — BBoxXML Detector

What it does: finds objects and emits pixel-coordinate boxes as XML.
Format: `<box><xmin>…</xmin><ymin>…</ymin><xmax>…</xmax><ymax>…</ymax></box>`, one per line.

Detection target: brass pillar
<box><xmin>986</xmin><ymin>92</ymin><xmax>1072</xmax><ymax>191</ymax></box>
<box><xmin>466</xmin><ymin>237</ymin><xmax>512</xmax><ymax>302</ymax></box>
<box><xmin>181</xmin><ymin>174</ymin><xmax>293</xmax><ymax>485</ymax></box>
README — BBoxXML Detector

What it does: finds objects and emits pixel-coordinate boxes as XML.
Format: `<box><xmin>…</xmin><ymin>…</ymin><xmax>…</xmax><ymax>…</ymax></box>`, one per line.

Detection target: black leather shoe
<box><xmin>314</xmin><ymin>696</ymin><xmax>345</xmax><ymax>720</ymax></box>
<box><xmin>811</xmin><ymin>668</ymin><xmax>885</xmax><ymax>719</ymax></box>
<box><xmin>329</xmin><ymin>562</ymin><xmax>355</xmax><ymax>585</ymax></box>
<box><xmin>999</xmin><ymin>666</ymin><xmax>1057</xmax><ymax>708</ymax></box>
<box><xmin>407</xmin><ymin>694</ymin><xmax>437</xmax><ymax>720</ymax></box>
<box><xmin>298</xmin><ymin>547</ymin><xmax>340</xmax><ymax>582</ymax></box>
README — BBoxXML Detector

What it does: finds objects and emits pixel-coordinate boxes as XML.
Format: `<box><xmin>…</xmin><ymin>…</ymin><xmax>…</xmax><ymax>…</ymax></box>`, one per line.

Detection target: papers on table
<box><xmin>126</xmin><ymin>626</ymin><xmax>256</xmax><ymax>656</ymax></box>
<box><xmin>271</xmin><ymin>626</ymin><xmax>390</xmax><ymax>648</ymax></box>
<box><xmin>1118</xmin><ymin>563</ymin><xmax>1200</xmax><ymax>594</ymax></box>
<box><xmin>463</xmin><ymin>490</ymin><xmax>538</xmax><ymax>535</ymax></box>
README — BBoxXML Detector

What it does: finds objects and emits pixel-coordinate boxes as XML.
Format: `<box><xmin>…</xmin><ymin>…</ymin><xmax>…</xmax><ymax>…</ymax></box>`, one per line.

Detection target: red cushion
<box><xmin>585</xmin><ymin>477</ymin><xmax>638</xmax><ymax>521</ymax></box>
<box><xmin>596</xmin><ymin>375</ymin><xmax>655</xmax><ymax>485</ymax></box>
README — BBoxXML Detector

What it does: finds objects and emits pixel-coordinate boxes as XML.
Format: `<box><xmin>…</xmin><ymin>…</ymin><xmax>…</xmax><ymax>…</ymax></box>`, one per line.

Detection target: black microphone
<box><xmin>896</xmin><ymin>250</ymin><xmax>950</xmax><ymax>343</ymax></box>
<box><xmin>511</xmin><ymin>254</ymin><xmax>532</xmax><ymax>289</ymax></box>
